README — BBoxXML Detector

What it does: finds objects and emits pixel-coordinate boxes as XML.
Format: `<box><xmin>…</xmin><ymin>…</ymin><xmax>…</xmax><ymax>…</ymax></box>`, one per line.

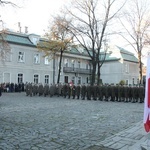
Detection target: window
<box><xmin>125</xmin><ymin>79</ymin><xmax>128</xmax><ymax>85</ymax></box>
<box><xmin>132</xmin><ymin>78</ymin><xmax>134</xmax><ymax>85</ymax></box>
<box><xmin>72</xmin><ymin>60</ymin><xmax>75</xmax><ymax>70</ymax></box>
<box><xmin>64</xmin><ymin>58</ymin><xmax>68</xmax><ymax>67</ymax></box>
<box><xmin>45</xmin><ymin>75</ymin><xmax>49</xmax><ymax>84</ymax></box>
<box><xmin>34</xmin><ymin>74</ymin><xmax>39</xmax><ymax>84</ymax></box>
<box><xmin>78</xmin><ymin>61</ymin><xmax>80</xmax><ymax>68</ymax></box>
<box><xmin>86</xmin><ymin>64</ymin><xmax>89</xmax><ymax>70</ymax></box>
<box><xmin>124</xmin><ymin>63</ymin><xmax>129</xmax><ymax>73</ymax></box>
<box><xmin>34</xmin><ymin>54</ymin><xmax>40</xmax><ymax>64</ymax></box>
<box><xmin>45</xmin><ymin>56</ymin><xmax>50</xmax><ymax>65</ymax></box>
<box><xmin>18</xmin><ymin>74</ymin><xmax>23</xmax><ymax>83</ymax></box>
<box><xmin>137</xmin><ymin>78</ymin><xmax>139</xmax><ymax>85</ymax></box>
<box><xmin>78</xmin><ymin>77</ymin><xmax>81</xmax><ymax>84</ymax></box>
<box><xmin>86</xmin><ymin>77</ymin><xmax>89</xmax><ymax>84</ymax></box>
<box><xmin>64</xmin><ymin>76</ymin><xmax>68</xmax><ymax>83</ymax></box>
<box><xmin>72</xmin><ymin>76</ymin><xmax>75</xmax><ymax>84</ymax></box>
<box><xmin>18</xmin><ymin>52</ymin><xmax>25</xmax><ymax>62</ymax></box>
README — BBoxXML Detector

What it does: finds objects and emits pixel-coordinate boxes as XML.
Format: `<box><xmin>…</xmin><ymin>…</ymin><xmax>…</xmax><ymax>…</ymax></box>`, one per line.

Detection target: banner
<box><xmin>144</xmin><ymin>53</ymin><xmax>150</xmax><ymax>132</ymax></box>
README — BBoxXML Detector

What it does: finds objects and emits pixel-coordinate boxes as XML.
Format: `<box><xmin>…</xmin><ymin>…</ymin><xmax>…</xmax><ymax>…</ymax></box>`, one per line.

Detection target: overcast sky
<box><xmin>1</xmin><ymin>0</ymin><xmax>148</xmax><ymax>64</ymax></box>
<box><xmin>0</xmin><ymin>0</ymin><xmax>69</xmax><ymax>35</ymax></box>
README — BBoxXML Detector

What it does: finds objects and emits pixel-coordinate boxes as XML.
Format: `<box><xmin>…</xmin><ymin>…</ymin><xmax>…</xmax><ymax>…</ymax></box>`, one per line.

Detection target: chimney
<box><xmin>25</xmin><ymin>26</ymin><xmax>28</xmax><ymax>33</ymax></box>
<box><xmin>18</xmin><ymin>22</ymin><xmax>21</xmax><ymax>33</ymax></box>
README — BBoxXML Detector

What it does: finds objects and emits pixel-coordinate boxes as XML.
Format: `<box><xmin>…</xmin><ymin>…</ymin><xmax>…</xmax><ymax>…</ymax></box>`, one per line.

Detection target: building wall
<box><xmin>101</xmin><ymin>60</ymin><xmax>123</xmax><ymax>84</ymax></box>
<box><xmin>0</xmin><ymin>44</ymin><xmax>53</xmax><ymax>84</ymax></box>
<box><xmin>54</xmin><ymin>54</ymin><xmax>91</xmax><ymax>85</ymax></box>
<box><xmin>100</xmin><ymin>59</ymin><xmax>139</xmax><ymax>85</ymax></box>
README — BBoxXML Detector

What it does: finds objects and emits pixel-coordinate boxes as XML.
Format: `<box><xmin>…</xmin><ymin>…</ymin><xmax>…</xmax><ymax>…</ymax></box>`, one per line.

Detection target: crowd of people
<box><xmin>25</xmin><ymin>82</ymin><xmax>145</xmax><ymax>103</ymax></box>
<box><xmin>0</xmin><ymin>82</ymin><xmax>25</xmax><ymax>93</ymax></box>
<box><xmin>0</xmin><ymin>82</ymin><xmax>145</xmax><ymax>103</ymax></box>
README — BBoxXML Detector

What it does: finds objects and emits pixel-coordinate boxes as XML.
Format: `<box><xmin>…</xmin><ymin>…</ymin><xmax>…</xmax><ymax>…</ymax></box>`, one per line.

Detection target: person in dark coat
<box><xmin>0</xmin><ymin>84</ymin><xmax>2</xmax><ymax>96</ymax></box>
<box><xmin>93</xmin><ymin>84</ymin><xmax>98</xmax><ymax>100</ymax></box>
<box><xmin>124</xmin><ymin>84</ymin><xmax>129</xmax><ymax>102</ymax></box>
<box><xmin>81</xmin><ymin>83</ymin><xmax>86</xmax><ymax>100</ymax></box>
<box><xmin>76</xmin><ymin>84</ymin><xmax>81</xmax><ymax>99</ymax></box>
<box><xmin>43</xmin><ymin>84</ymin><xmax>49</xmax><ymax>97</ymax></box>
<box><xmin>98</xmin><ymin>84</ymin><xmax>103</xmax><ymax>101</ymax></box>
<box><xmin>86</xmin><ymin>84</ymin><xmax>91</xmax><ymax>100</ymax></box>
<box><xmin>38</xmin><ymin>83</ymin><xmax>44</xmax><ymax>96</ymax></box>
<box><xmin>58</xmin><ymin>83</ymin><xmax>63</xmax><ymax>97</ymax></box>
<box><xmin>110</xmin><ymin>84</ymin><xmax>115</xmax><ymax>102</ymax></box>
<box><xmin>104</xmin><ymin>84</ymin><xmax>109</xmax><ymax>101</ymax></box>
<box><xmin>72</xmin><ymin>84</ymin><xmax>76</xmax><ymax>99</ymax></box>
<box><xmin>67</xmin><ymin>83</ymin><xmax>72</xmax><ymax>99</ymax></box>
<box><xmin>62</xmin><ymin>83</ymin><xmax>68</xmax><ymax>98</ymax></box>
<box><xmin>49</xmin><ymin>84</ymin><xmax>55</xmax><ymax>97</ymax></box>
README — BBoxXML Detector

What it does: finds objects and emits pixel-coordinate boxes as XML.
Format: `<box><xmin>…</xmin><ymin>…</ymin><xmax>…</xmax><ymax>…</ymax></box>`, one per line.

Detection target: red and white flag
<box><xmin>144</xmin><ymin>53</ymin><xmax>150</xmax><ymax>132</ymax></box>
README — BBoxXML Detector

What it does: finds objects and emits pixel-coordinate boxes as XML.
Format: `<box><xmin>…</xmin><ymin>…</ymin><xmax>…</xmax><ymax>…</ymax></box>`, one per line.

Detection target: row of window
<box><xmin>18</xmin><ymin>51</ymin><xmax>91</xmax><ymax>69</ymax></box>
<box><xmin>18</xmin><ymin>74</ymin><xmax>50</xmax><ymax>84</ymax></box>
<box><xmin>3</xmin><ymin>73</ymin><xmax>87</xmax><ymax>85</ymax></box>
<box><xmin>18</xmin><ymin>52</ymin><xmax>51</xmax><ymax>65</ymax></box>
<box><xmin>64</xmin><ymin>58</ymin><xmax>91</xmax><ymax>69</ymax></box>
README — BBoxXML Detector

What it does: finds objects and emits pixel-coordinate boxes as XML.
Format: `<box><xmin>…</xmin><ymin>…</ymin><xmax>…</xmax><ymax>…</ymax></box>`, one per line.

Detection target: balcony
<box><xmin>63</xmin><ymin>67</ymin><xmax>92</xmax><ymax>75</ymax></box>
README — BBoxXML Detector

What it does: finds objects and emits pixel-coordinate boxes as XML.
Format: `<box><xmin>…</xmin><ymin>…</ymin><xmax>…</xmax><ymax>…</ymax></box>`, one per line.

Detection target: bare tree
<box><xmin>0</xmin><ymin>0</ymin><xmax>17</xmax><ymax>6</ymax></box>
<box><xmin>0</xmin><ymin>30</ymin><xmax>11</xmax><ymax>63</ymax></box>
<box><xmin>63</xmin><ymin>0</ymin><xmax>126</xmax><ymax>85</ymax></box>
<box><xmin>119</xmin><ymin>0</ymin><xmax>150</xmax><ymax>84</ymax></box>
<box><xmin>0</xmin><ymin>0</ymin><xmax>19</xmax><ymax>63</ymax></box>
<box><xmin>38</xmin><ymin>15</ymin><xmax>73</xmax><ymax>84</ymax></box>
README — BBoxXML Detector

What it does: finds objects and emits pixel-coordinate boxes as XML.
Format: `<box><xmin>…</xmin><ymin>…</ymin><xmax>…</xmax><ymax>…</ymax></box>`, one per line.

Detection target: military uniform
<box><xmin>49</xmin><ymin>84</ymin><xmax>55</xmax><ymax>97</ymax></box>
<box><xmin>76</xmin><ymin>84</ymin><xmax>81</xmax><ymax>99</ymax></box>
<box><xmin>124</xmin><ymin>85</ymin><xmax>129</xmax><ymax>102</ymax></box>
<box><xmin>62</xmin><ymin>83</ymin><xmax>68</xmax><ymax>98</ymax></box>
<box><xmin>72</xmin><ymin>85</ymin><xmax>76</xmax><ymax>99</ymax></box>
<box><xmin>93</xmin><ymin>84</ymin><xmax>98</xmax><ymax>100</ymax></box>
<box><xmin>0</xmin><ymin>84</ymin><xmax>2</xmax><ymax>96</ymax></box>
<box><xmin>58</xmin><ymin>83</ymin><xmax>62</xmax><ymax>97</ymax></box>
<box><xmin>67</xmin><ymin>84</ymin><xmax>72</xmax><ymax>99</ymax></box>
<box><xmin>104</xmin><ymin>84</ymin><xmax>109</xmax><ymax>101</ymax></box>
<box><xmin>86</xmin><ymin>84</ymin><xmax>91</xmax><ymax>100</ymax></box>
<box><xmin>81</xmin><ymin>84</ymin><xmax>86</xmax><ymax>100</ymax></box>
<box><xmin>110</xmin><ymin>84</ymin><xmax>115</xmax><ymax>101</ymax></box>
<box><xmin>98</xmin><ymin>85</ymin><xmax>103</xmax><ymax>101</ymax></box>
<box><xmin>43</xmin><ymin>84</ymin><xmax>49</xmax><ymax>97</ymax></box>
<box><xmin>131</xmin><ymin>85</ymin><xmax>136</xmax><ymax>103</ymax></box>
<box><xmin>32</xmin><ymin>84</ymin><xmax>37</xmax><ymax>96</ymax></box>
<box><xmin>38</xmin><ymin>83</ymin><xmax>44</xmax><ymax>96</ymax></box>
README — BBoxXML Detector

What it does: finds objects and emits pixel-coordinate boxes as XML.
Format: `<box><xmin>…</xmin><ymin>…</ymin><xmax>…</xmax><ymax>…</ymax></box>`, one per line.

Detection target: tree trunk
<box><xmin>57</xmin><ymin>50</ymin><xmax>63</xmax><ymax>84</ymax></box>
<box><xmin>138</xmin><ymin>52</ymin><xmax>143</xmax><ymax>84</ymax></box>
<box><xmin>97</xmin><ymin>62</ymin><xmax>101</xmax><ymax>85</ymax></box>
<box><xmin>91</xmin><ymin>61</ymin><xmax>97</xmax><ymax>86</ymax></box>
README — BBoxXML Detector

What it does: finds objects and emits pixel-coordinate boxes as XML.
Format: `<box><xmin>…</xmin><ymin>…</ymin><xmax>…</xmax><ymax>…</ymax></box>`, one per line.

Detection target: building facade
<box><xmin>0</xmin><ymin>30</ymin><xmax>139</xmax><ymax>85</ymax></box>
<box><xmin>100</xmin><ymin>45</ymin><xmax>139</xmax><ymax>85</ymax></box>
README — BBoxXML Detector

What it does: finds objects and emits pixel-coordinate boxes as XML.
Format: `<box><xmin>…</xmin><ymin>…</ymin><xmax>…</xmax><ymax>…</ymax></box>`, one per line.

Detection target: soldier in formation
<box><xmin>24</xmin><ymin>82</ymin><xmax>145</xmax><ymax>103</ymax></box>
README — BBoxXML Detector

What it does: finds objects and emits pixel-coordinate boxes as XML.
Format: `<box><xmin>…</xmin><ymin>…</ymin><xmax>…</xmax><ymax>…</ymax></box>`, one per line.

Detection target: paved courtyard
<box><xmin>0</xmin><ymin>92</ymin><xmax>144</xmax><ymax>150</ymax></box>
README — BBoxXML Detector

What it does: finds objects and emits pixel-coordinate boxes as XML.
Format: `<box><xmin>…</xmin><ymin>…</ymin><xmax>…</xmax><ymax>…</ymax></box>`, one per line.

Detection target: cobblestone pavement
<box><xmin>0</xmin><ymin>93</ymin><xmax>144</xmax><ymax>150</ymax></box>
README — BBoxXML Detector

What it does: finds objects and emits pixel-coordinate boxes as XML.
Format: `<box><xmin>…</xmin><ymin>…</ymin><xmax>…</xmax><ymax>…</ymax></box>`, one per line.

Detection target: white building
<box><xmin>0</xmin><ymin>30</ymin><xmax>139</xmax><ymax>85</ymax></box>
